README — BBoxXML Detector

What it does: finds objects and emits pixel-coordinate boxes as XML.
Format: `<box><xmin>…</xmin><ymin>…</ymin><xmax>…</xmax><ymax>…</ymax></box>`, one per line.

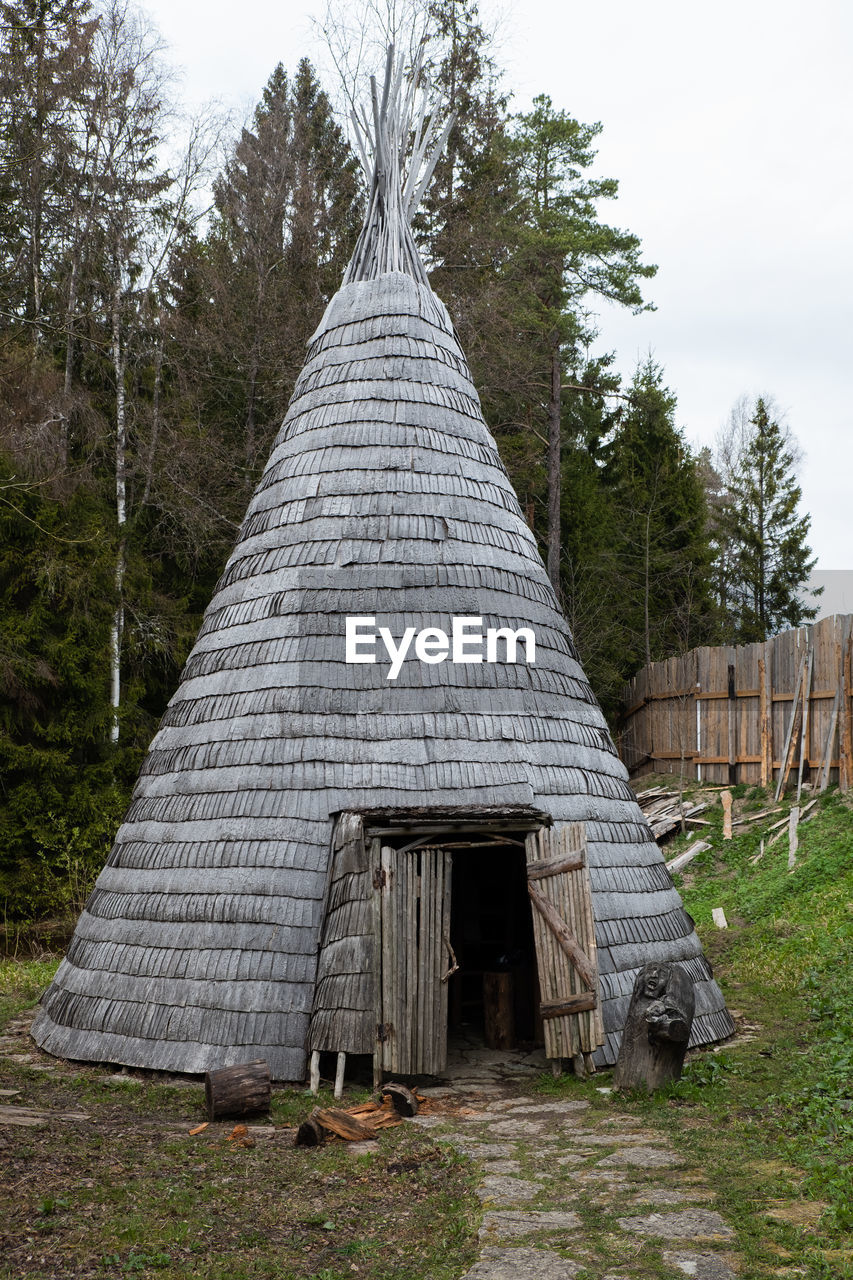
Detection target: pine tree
<box><xmin>505</xmin><ymin>95</ymin><xmax>655</xmax><ymax>588</ymax></box>
<box><xmin>0</xmin><ymin>0</ymin><xmax>97</xmax><ymax>347</ymax></box>
<box><xmin>196</xmin><ymin>58</ymin><xmax>360</xmax><ymax>477</ymax></box>
<box><xmin>719</xmin><ymin>397</ymin><xmax>818</xmax><ymax>641</ymax></box>
<box><xmin>602</xmin><ymin>359</ymin><xmax>716</xmax><ymax>694</ymax></box>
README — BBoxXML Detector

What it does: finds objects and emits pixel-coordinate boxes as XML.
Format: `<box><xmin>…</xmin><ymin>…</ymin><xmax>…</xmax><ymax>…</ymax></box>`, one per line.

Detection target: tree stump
<box><xmin>381</xmin><ymin>1082</ymin><xmax>419</xmax><ymax>1117</ymax></box>
<box><xmin>612</xmin><ymin>962</ymin><xmax>695</xmax><ymax>1092</ymax></box>
<box><xmin>205</xmin><ymin>1059</ymin><xmax>271</xmax><ymax>1120</ymax></box>
<box><xmin>483</xmin><ymin>971</ymin><xmax>515</xmax><ymax>1050</ymax></box>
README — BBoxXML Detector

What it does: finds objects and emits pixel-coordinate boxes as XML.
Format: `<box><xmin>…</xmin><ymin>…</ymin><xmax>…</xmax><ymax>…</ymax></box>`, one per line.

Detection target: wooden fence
<box><xmin>618</xmin><ymin>614</ymin><xmax>853</xmax><ymax>790</ymax></box>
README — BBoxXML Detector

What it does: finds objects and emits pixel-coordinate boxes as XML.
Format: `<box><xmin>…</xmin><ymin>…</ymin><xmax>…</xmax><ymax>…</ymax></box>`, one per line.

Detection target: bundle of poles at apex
<box><xmin>343</xmin><ymin>43</ymin><xmax>455</xmax><ymax>286</ymax></box>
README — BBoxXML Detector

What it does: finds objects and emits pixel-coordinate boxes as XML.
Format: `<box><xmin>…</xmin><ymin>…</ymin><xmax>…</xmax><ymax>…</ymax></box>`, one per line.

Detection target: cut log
<box><xmin>380</xmin><ymin>1082</ymin><xmax>419</xmax><ymax>1116</ymax></box>
<box><xmin>205</xmin><ymin>1060</ymin><xmax>271</xmax><ymax>1121</ymax></box>
<box><xmin>295</xmin><ymin>1111</ymin><xmax>325</xmax><ymax>1147</ymax></box>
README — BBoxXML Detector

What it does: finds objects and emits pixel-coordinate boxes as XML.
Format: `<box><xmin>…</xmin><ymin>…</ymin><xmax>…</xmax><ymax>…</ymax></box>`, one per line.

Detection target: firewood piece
<box><xmin>361</xmin><ymin>1110</ymin><xmax>403</xmax><ymax>1131</ymax></box>
<box><xmin>613</xmin><ymin>962</ymin><xmax>695</xmax><ymax>1092</ymax></box>
<box><xmin>295</xmin><ymin>1111</ymin><xmax>325</xmax><ymax>1147</ymax></box>
<box><xmin>205</xmin><ymin>1060</ymin><xmax>271</xmax><ymax>1121</ymax></box>
<box><xmin>380</xmin><ymin>1082</ymin><xmax>420</xmax><ymax>1116</ymax></box>
<box><xmin>313</xmin><ymin>1107</ymin><xmax>373</xmax><ymax>1141</ymax></box>
<box><xmin>348</xmin><ymin>1101</ymin><xmax>382</xmax><ymax>1116</ymax></box>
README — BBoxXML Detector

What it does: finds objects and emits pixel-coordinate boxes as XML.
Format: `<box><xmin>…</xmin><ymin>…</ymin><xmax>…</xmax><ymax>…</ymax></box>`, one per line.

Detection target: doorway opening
<box><xmin>447</xmin><ymin>836</ymin><xmax>540</xmax><ymax>1049</ymax></box>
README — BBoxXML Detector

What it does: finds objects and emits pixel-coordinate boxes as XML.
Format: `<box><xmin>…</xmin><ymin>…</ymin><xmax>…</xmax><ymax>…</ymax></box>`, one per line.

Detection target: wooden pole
<box><xmin>758</xmin><ymin>653</ymin><xmax>771</xmax><ymax>788</ymax></box>
<box><xmin>788</xmin><ymin>806</ymin><xmax>799</xmax><ymax>871</ymax></box>
<box><xmin>309</xmin><ymin>1050</ymin><xmax>321</xmax><ymax>1096</ymax></box>
<box><xmin>835</xmin><ymin>622</ymin><xmax>845</xmax><ymax>788</ymax></box>
<box><xmin>721</xmin><ymin>789</ymin><xmax>733</xmax><ymax>840</ymax></box>
<box><xmin>333</xmin><ymin>1052</ymin><xmax>346</xmax><ymax>1100</ymax></box>
<box><xmin>796</xmin><ymin>650</ymin><xmax>814</xmax><ymax>802</ymax></box>
<box><xmin>727</xmin><ymin>661</ymin><xmax>737</xmax><ymax>784</ymax></box>
<box><xmin>775</xmin><ymin>651</ymin><xmax>807</xmax><ymax>801</ymax></box>
<box><xmin>818</xmin><ymin>685</ymin><xmax>840</xmax><ymax>792</ymax></box>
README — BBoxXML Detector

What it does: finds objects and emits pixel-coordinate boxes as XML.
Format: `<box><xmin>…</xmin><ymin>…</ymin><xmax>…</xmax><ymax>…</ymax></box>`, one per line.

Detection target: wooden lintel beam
<box><xmin>365</xmin><ymin>821</ymin><xmax>544</xmax><ymax>838</ymax></box>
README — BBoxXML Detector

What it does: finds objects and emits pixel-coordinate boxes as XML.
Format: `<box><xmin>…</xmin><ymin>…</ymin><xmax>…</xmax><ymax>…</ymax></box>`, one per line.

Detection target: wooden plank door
<box><xmin>525</xmin><ymin>823</ymin><xmax>604</xmax><ymax>1061</ymax></box>
<box><xmin>373</xmin><ymin>844</ymin><xmax>452</xmax><ymax>1076</ymax></box>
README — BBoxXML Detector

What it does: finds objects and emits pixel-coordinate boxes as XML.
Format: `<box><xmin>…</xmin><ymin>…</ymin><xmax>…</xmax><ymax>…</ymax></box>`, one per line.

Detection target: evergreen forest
<box><xmin>0</xmin><ymin>0</ymin><xmax>819</xmax><ymax>921</ymax></box>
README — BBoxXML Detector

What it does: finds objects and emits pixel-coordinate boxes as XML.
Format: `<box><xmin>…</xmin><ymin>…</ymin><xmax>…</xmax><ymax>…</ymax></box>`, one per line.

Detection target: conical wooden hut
<box><xmin>34</xmin><ymin>54</ymin><xmax>733</xmax><ymax>1081</ymax></box>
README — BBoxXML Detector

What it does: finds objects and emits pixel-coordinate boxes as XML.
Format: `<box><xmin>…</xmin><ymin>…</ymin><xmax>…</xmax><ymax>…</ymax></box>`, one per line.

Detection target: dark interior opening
<box><xmin>448</xmin><ymin>837</ymin><xmax>540</xmax><ymax>1047</ymax></box>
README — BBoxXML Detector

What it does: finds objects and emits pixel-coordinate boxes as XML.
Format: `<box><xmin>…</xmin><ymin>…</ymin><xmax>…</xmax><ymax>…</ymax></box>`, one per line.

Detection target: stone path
<box><xmin>406</xmin><ymin>1042</ymin><xmax>739</xmax><ymax>1280</ymax></box>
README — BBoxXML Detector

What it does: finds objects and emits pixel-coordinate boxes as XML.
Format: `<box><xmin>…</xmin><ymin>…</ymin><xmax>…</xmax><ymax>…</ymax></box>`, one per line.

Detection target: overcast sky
<box><xmin>143</xmin><ymin>0</ymin><xmax>852</xmax><ymax>572</ymax></box>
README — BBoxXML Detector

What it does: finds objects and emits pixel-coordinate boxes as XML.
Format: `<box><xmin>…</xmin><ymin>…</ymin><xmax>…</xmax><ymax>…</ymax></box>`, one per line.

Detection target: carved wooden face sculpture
<box><xmin>639</xmin><ymin>962</ymin><xmax>670</xmax><ymax>1001</ymax></box>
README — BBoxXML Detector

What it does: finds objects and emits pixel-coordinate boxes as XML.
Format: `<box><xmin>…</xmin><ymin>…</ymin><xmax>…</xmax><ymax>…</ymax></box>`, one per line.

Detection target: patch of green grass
<box><xmin>659</xmin><ymin>787</ymin><xmax>853</xmax><ymax>1272</ymax></box>
<box><xmin>0</xmin><ymin>954</ymin><xmax>60</xmax><ymax>1028</ymax></box>
<box><xmin>0</xmin><ymin>1044</ymin><xmax>480</xmax><ymax>1280</ymax></box>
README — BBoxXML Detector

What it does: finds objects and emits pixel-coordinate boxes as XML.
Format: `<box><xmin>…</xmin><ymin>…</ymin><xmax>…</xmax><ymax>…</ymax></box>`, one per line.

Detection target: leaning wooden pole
<box><xmin>343</xmin><ymin>45</ymin><xmax>454</xmax><ymax>289</ymax></box>
<box><xmin>841</xmin><ymin>623</ymin><xmax>853</xmax><ymax>793</ymax></box>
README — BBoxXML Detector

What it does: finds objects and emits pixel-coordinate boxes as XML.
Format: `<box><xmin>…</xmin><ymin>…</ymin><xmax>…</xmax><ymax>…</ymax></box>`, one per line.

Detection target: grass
<box><xmin>621</xmin><ymin>780</ymin><xmax>852</xmax><ymax>1276</ymax></box>
<box><xmin>0</xmin><ymin>955</ymin><xmax>60</xmax><ymax>1026</ymax></box>
<box><xmin>0</xmin><ymin>1019</ymin><xmax>479</xmax><ymax>1280</ymax></box>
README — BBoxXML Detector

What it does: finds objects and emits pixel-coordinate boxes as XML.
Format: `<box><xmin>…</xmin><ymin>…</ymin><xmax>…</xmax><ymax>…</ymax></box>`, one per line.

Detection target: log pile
<box><xmin>634</xmin><ymin>787</ymin><xmax>710</xmax><ymax>841</ymax></box>
<box><xmin>296</xmin><ymin>1083</ymin><xmax>420</xmax><ymax>1148</ymax></box>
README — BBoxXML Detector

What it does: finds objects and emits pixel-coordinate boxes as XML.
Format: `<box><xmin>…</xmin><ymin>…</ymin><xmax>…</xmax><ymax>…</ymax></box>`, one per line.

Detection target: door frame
<box><xmin>362</xmin><ymin>807</ymin><xmax>549</xmax><ymax>1082</ymax></box>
